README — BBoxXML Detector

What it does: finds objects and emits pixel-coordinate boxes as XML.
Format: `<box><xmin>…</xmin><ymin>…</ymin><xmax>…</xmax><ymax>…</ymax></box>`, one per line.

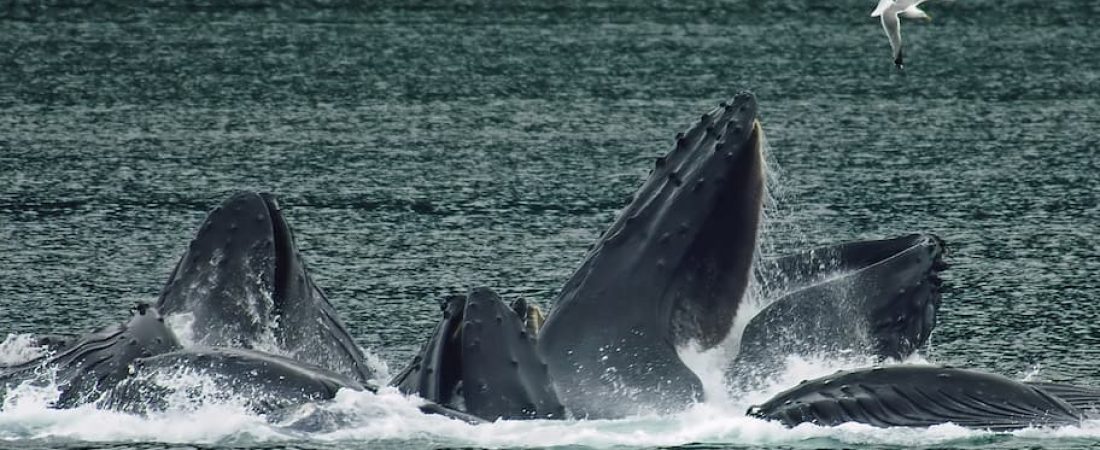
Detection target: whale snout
<box><xmin>728</xmin><ymin>91</ymin><xmax>758</xmax><ymax>124</ymax></box>
<box><xmin>715</xmin><ymin>92</ymin><xmax>762</xmax><ymax>163</ymax></box>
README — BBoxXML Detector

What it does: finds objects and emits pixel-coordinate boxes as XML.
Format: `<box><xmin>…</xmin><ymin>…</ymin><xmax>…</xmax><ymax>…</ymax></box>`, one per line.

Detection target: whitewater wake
<box><xmin>4</xmin><ymin>332</ymin><xmax>1100</xmax><ymax>448</ymax></box>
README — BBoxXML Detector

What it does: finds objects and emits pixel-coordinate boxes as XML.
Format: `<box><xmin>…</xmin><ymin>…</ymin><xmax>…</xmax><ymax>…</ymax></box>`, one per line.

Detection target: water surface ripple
<box><xmin>1</xmin><ymin>0</ymin><xmax>1099</xmax><ymax>448</ymax></box>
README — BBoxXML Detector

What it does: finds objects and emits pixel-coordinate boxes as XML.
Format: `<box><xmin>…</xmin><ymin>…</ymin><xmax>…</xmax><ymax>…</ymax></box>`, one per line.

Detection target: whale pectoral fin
<box><xmin>750</xmin><ymin>366</ymin><xmax>1084</xmax><ymax>430</ymax></box>
<box><xmin>459</xmin><ymin>288</ymin><xmax>563</xmax><ymax>420</ymax></box>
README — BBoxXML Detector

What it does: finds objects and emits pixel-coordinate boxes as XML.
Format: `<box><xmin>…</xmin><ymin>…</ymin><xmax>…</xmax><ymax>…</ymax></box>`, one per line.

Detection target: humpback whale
<box><xmin>7</xmin><ymin>90</ymin><xmax>1084</xmax><ymax>434</ymax></box>
<box><xmin>155</xmin><ymin>192</ymin><xmax>373</xmax><ymax>383</ymax></box>
<box><xmin>390</xmin><ymin>288</ymin><xmax>564</xmax><ymax>420</ymax></box>
<box><xmin>537</xmin><ymin>92</ymin><xmax>767</xmax><ymax>418</ymax></box>
<box><xmin>0</xmin><ymin>192</ymin><xmax>479</xmax><ymax>424</ymax></box>
<box><xmin>387</xmin><ymin>92</ymin><xmax>946</xmax><ymax>421</ymax></box>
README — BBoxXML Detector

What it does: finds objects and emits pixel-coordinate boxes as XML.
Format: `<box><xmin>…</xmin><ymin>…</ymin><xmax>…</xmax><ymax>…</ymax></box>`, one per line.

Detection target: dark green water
<box><xmin>1</xmin><ymin>0</ymin><xmax>1099</xmax><ymax>448</ymax></box>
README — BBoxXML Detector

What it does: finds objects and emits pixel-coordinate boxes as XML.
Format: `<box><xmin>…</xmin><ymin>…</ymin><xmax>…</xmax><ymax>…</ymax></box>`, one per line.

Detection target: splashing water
<box><xmin>6</xmin><ymin>347</ymin><xmax>1100</xmax><ymax>448</ymax></box>
<box><xmin>1</xmin><ymin>91</ymin><xmax>1095</xmax><ymax>450</ymax></box>
<box><xmin>0</xmin><ymin>335</ymin><xmax>47</xmax><ymax>367</ymax></box>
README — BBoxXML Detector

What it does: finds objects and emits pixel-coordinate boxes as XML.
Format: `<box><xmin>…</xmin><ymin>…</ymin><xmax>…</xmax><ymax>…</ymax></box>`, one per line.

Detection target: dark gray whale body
<box><xmin>538</xmin><ymin>93</ymin><xmax>767</xmax><ymax>418</ymax></box>
<box><xmin>103</xmin><ymin>347</ymin><xmax>367</xmax><ymax>415</ymax></box>
<box><xmin>0</xmin><ymin>304</ymin><xmax>180</xmax><ymax>408</ymax></box>
<box><xmin>156</xmin><ymin>192</ymin><xmax>373</xmax><ymax>383</ymax></box>
<box><xmin>749</xmin><ymin>366</ymin><xmax>1088</xmax><ymax>430</ymax></box>
<box><xmin>391</xmin><ymin>288</ymin><xmax>564</xmax><ymax>420</ymax></box>
<box><xmin>729</xmin><ymin>233</ymin><xmax>946</xmax><ymax>391</ymax></box>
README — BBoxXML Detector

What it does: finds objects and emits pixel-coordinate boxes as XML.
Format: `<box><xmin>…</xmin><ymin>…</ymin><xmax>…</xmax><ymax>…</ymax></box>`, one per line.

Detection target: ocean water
<box><xmin>1</xmin><ymin>0</ymin><xmax>1099</xmax><ymax>448</ymax></box>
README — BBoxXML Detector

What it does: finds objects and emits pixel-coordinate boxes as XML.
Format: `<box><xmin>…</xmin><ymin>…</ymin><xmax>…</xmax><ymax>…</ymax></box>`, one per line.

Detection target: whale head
<box><xmin>155</xmin><ymin>192</ymin><xmax>372</xmax><ymax>382</ymax></box>
<box><xmin>538</xmin><ymin>92</ymin><xmax>767</xmax><ymax>418</ymax></box>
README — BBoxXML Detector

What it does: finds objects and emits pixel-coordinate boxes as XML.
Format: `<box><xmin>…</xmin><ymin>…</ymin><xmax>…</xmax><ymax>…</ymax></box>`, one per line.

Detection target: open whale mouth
<box><xmin>156</xmin><ymin>192</ymin><xmax>292</xmax><ymax>346</ymax></box>
<box><xmin>760</xmin><ymin>233</ymin><xmax>946</xmax><ymax>300</ymax></box>
<box><xmin>537</xmin><ymin>92</ymin><xmax>770</xmax><ymax>418</ymax></box>
<box><xmin>156</xmin><ymin>192</ymin><xmax>373</xmax><ymax>381</ymax></box>
<box><xmin>258</xmin><ymin>193</ymin><xmax>296</xmax><ymax>320</ymax></box>
<box><xmin>731</xmin><ymin>233</ymin><xmax>949</xmax><ymax>391</ymax></box>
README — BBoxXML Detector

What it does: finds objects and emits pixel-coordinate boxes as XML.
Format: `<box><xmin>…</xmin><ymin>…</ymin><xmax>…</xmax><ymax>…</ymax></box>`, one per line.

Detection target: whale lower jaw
<box><xmin>749</xmin><ymin>366</ymin><xmax>1085</xmax><ymax>430</ymax></box>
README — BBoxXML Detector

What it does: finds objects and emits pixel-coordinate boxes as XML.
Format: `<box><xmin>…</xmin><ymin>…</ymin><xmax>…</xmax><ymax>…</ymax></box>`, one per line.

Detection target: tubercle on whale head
<box><xmin>658</xmin><ymin>93</ymin><xmax>766</xmax><ymax>349</ymax></box>
<box><xmin>549</xmin><ymin>92</ymin><xmax>767</xmax><ymax>319</ymax></box>
<box><xmin>392</xmin><ymin>288</ymin><xmax>564</xmax><ymax>420</ymax></box>
<box><xmin>597</xmin><ymin>92</ymin><xmax>763</xmax><ymax>253</ymax></box>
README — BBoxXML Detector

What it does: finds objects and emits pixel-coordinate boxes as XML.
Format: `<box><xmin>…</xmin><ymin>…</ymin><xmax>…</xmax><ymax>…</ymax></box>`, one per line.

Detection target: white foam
<box><xmin>0</xmin><ymin>334</ymin><xmax>47</xmax><ymax>366</ymax></box>
<box><xmin>164</xmin><ymin>312</ymin><xmax>197</xmax><ymax>347</ymax></box>
<box><xmin>5</xmin><ymin>353</ymin><xmax>1100</xmax><ymax>447</ymax></box>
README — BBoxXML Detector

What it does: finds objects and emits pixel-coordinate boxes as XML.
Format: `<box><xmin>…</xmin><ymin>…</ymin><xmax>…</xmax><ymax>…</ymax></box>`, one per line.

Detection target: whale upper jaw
<box><xmin>729</xmin><ymin>233</ymin><xmax>948</xmax><ymax>392</ymax></box>
<box><xmin>537</xmin><ymin>92</ymin><xmax>767</xmax><ymax>418</ymax></box>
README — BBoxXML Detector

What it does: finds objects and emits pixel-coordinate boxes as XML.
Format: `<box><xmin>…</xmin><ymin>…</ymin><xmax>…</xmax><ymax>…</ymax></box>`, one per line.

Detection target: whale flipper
<box><xmin>392</xmin><ymin>288</ymin><xmax>563</xmax><ymax>420</ymax></box>
<box><xmin>729</xmin><ymin>234</ymin><xmax>946</xmax><ymax>390</ymax></box>
<box><xmin>1</xmin><ymin>305</ymin><xmax>180</xmax><ymax>408</ymax></box>
<box><xmin>538</xmin><ymin>93</ymin><xmax>766</xmax><ymax>418</ymax></box>
<box><xmin>749</xmin><ymin>366</ymin><xmax>1084</xmax><ymax>430</ymax></box>
<box><xmin>156</xmin><ymin>192</ymin><xmax>372</xmax><ymax>383</ymax></box>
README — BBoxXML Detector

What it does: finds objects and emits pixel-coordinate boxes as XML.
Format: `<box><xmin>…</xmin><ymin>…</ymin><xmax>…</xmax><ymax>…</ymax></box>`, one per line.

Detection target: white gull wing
<box><xmin>880</xmin><ymin>11</ymin><xmax>904</xmax><ymax>66</ymax></box>
<box><xmin>871</xmin><ymin>0</ymin><xmax>893</xmax><ymax>17</ymax></box>
<box><xmin>900</xmin><ymin>5</ymin><xmax>931</xmax><ymax>20</ymax></box>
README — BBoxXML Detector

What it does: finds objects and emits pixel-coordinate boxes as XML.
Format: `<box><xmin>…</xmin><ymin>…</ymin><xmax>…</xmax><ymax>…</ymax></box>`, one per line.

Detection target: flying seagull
<box><xmin>871</xmin><ymin>0</ymin><xmax>932</xmax><ymax>69</ymax></box>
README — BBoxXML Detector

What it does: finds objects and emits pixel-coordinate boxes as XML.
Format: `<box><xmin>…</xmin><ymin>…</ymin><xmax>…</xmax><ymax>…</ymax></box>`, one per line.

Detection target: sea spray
<box><xmin>0</xmin><ymin>334</ymin><xmax>47</xmax><ymax>366</ymax></box>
